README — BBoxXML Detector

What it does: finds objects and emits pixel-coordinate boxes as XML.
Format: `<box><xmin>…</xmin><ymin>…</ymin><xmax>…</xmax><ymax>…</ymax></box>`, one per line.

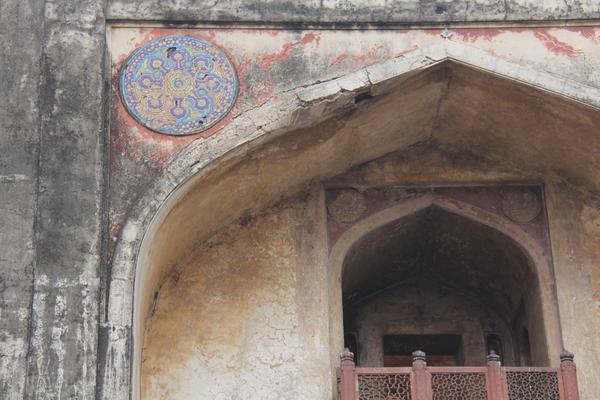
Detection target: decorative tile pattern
<box><xmin>506</xmin><ymin>371</ymin><xmax>560</xmax><ymax>400</ymax></box>
<box><xmin>358</xmin><ymin>373</ymin><xmax>412</xmax><ymax>400</ymax></box>
<box><xmin>120</xmin><ymin>35</ymin><xmax>238</xmax><ymax>136</ymax></box>
<box><xmin>431</xmin><ymin>373</ymin><xmax>488</xmax><ymax>400</ymax></box>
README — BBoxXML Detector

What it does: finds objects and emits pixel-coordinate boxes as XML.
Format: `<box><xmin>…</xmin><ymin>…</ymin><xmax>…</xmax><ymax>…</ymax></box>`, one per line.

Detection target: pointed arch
<box><xmin>101</xmin><ymin>42</ymin><xmax>600</xmax><ymax>399</ymax></box>
<box><xmin>326</xmin><ymin>194</ymin><xmax>562</xmax><ymax>373</ymax></box>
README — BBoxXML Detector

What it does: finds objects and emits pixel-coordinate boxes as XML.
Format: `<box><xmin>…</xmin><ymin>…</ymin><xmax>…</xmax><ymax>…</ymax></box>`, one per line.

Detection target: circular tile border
<box><xmin>120</xmin><ymin>35</ymin><xmax>239</xmax><ymax>136</ymax></box>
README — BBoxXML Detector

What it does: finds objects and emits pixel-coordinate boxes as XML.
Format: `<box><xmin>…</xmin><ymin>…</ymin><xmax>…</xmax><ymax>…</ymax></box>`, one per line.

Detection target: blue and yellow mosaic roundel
<box><xmin>120</xmin><ymin>35</ymin><xmax>238</xmax><ymax>136</ymax></box>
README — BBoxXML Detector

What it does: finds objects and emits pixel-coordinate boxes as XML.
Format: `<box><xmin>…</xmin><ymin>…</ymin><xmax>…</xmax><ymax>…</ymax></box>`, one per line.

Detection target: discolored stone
<box><xmin>328</xmin><ymin>190</ymin><xmax>366</xmax><ymax>224</ymax></box>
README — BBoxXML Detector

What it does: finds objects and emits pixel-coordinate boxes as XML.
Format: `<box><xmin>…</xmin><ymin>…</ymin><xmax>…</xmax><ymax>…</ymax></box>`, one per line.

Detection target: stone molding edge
<box><xmin>105</xmin><ymin>0</ymin><xmax>600</xmax><ymax>24</ymax></box>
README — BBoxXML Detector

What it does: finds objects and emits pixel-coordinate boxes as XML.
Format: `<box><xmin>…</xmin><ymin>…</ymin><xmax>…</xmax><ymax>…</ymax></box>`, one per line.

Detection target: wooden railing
<box><xmin>338</xmin><ymin>349</ymin><xmax>580</xmax><ymax>400</ymax></box>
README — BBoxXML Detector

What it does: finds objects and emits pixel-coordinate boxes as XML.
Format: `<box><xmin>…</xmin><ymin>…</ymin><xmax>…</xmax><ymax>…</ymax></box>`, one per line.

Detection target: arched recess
<box><xmin>327</xmin><ymin>194</ymin><xmax>562</xmax><ymax>373</ymax></box>
<box><xmin>100</xmin><ymin>42</ymin><xmax>600</xmax><ymax>400</ymax></box>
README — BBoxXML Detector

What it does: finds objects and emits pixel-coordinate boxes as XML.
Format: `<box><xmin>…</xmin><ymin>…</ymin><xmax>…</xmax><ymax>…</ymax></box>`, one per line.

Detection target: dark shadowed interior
<box><xmin>342</xmin><ymin>206</ymin><xmax>543</xmax><ymax>367</ymax></box>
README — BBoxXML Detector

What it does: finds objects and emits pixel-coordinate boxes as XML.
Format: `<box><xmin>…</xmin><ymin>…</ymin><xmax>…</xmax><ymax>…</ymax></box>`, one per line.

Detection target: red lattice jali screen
<box><xmin>338</xmin><ymin>350</ymin><xmax>580</xmax><ymax>400</ymax></box>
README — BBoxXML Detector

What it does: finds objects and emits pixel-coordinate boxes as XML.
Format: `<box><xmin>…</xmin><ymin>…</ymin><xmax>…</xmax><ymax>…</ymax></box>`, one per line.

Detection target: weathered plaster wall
<box><xmin>546</xmin><ymin>183</ymin><xmax>600</xmax><ymax>395</ymax></box>
<box><xmin>107</xmin><ymin>26</ymin><xmax>600</xmax><ymax>263</ymax></box>
<box><xmin>24</xmin><ymin>1</ymin><xmax>106</xmax><ymax>397</ymax></box>
<box><xmin>0</xmin><ymin>1</ymin><xmax>44</xmax><ymax>397</ymax></box>
<box><xmin>0</xmin><ymin>0</ymin><xmax>106</xmax><ymax>399</ymax></box>
<box><xmin>118</xmin><ymin>49</ymin><xmax>600</xmax><ymax>399</ymax></box>
<box><xmin>3</xmin><ymin>1</ymin><xmax>600</xmax><ymax>399</ymax></box>
<box><xmin>142</xmin><ymin>142</ymin><xmax>600</xmax><ymax>399</ymax></box>
<box><xmin>142</xmin><ymin>189</ymin><xmax>331</xmax><ymax>400</ymax></box>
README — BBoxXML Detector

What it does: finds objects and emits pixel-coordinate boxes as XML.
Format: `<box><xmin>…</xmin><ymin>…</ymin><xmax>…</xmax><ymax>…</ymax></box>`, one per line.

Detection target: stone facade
<box><xmin>2</xmin><ymin>1</ymin><xmax>600</xmax><ymax>399</ymax></box>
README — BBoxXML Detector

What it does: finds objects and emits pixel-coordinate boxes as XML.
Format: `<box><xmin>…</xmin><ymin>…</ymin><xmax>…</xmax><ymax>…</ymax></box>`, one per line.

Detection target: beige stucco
<box><xmin>141</xmin><ymin>142</ymin><xmax>600</xmax><ymax>399</ymax></box>
<box><xmin>142</xmin><ymin>189</ymin><xmax>331</xmax><ymax>399</ymax></box>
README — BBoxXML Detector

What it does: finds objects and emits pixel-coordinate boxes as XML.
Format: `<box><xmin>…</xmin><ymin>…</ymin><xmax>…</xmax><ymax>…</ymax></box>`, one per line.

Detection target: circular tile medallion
<box><xmin>501</xmin><ymin>188</ymin><xmax>542</xmax><ymax>223</ymax></box>
<box><xmin>120</xmin><ymin>35</ymin><xmax>238</xmax><ymax>136</ymax></box>
<box><xmin>328</xmin><ymin>190</ymin><xmax>367</xmax><ymax>224</ymax></box>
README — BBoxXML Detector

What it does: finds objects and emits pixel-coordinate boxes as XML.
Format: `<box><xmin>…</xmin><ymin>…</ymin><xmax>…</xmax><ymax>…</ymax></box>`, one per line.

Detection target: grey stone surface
<box><xmin>0</xmin><ymin>1</ymin><xmax>44</xmax><ymax>398</ymax></box>
<box><xmin>0</xmin><ymin>180</ymin><xmax>36</xmax><ymax>400</ymax></box>
<box><xmin>106</xmin><ymin>0</ymin><xmax>600</xmax><ymax>23</ymax></box>
<box><xmin>23</xmin><ymin>0</ymin><xmax>107</xmax><ymax>396</ymax></box>
<box><xmin>1</xmin><ymin>0</ymin><xmax>106</xmax><ymax>399</ymax></box>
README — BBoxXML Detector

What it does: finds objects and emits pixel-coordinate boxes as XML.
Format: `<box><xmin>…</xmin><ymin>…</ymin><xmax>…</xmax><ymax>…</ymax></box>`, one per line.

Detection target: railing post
<box><xmin>412</xmin><ymin>350</ymin><xmax>432</xmax><ymax>400</ymax></box>
<box><xmin>486</xmin><ymin>351</ymin><xmax>505</xmax><ymax>400</ymax></box>
<box><xmin>340</xmin><ymin>348</ymin><xmax>356</xmax><ymax>400</ymax></box>
<box><xmin>560</xmin><ymin>351</ymin><xmax>580</xmax><ymax>400</ymax></box>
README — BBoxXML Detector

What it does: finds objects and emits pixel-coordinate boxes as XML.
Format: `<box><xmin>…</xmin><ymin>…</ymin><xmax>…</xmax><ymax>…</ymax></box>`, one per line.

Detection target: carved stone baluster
<box><xmin>486</xmin><ymin>351</ymin><xmax>505</xmax><ymax>400</ymax></box>
<box><xmin>340</xmin><ymin>348</ymin><xmax>357</xmax><ymax>400</ymax></box>
<box><xmin>412</xmin><ymin>350</ymin><xmax>433</xmax><ymax>400</ymax></box>
<box><xmin>560</xmin><ymin>351</ymin><xmax>580</xmax><ymax>400</ymax></box>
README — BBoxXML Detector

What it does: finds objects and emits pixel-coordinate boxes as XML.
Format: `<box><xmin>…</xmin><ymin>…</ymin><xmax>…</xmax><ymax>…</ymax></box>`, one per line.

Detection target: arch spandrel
<box><xmin>103</xmin><ymin>43</ymin><xmax>600</xmax><ymax>399</ymax></box>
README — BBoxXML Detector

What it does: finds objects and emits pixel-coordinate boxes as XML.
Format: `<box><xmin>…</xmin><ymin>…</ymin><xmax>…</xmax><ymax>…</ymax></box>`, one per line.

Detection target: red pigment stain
<box><xmin>438</xmin><ymin>27</ymin><xmax>583</xmax><ymax>57</ymax></box>
<box><xmin>135</xmin><ymin>28</ymin><xmax>155</xmax><ymax>46</ymax></box>
<box><xmin>328</xmin><ymin>44</ymin><xmax>417</xmax><ymax>68</ymax></box>
<box><xmin>255</xmin><ymin>80</ymin><xmax>275</xmax><ymax>106</ymax></box>
<box><xmin>257</xmin><ymin>32</ymin><xmax>321</xmax><ymax>71</ymax></box>
<box><xmin>351</xmin><ymin>44</ymin><xmax>389</xmax><ymax>67</ymax></box>
<box><xmin>204</xmin><ymin>29</ymin><xmax>217</xmax><ymax>40</ymax></box>
<box><xmin>107</xmin><ymin>222</ymin><xmax>123</xmax><ymax>263</ymax></box>
<box><xmin>110</xmin><ymin>223</ymin><xmax>121</xmax><ymax>240</ymax></box>
<box><xmin>329</xmin><ymin>53</ymin><xmax>349</xmax><ymax>67</ymax></box>
<box><xmin>135</xmin><ymin>28</ymin><xmax>234</xmax><ymax>47</ymax></box>
<box><xmin>261</xmin><ymin>30</ymin><xmax>283</xmax><ymax>37</ymax></box>
<box><xmin>452</xmin><ymin>28</ymin><xmax>507</xmax><ymax>43</ymax></box>
<box><xmin>565</xmin><ymin>27</ymin><xmax>599</xmax><ymax>42</ymax></box>
<box><xmin>111</xmin><ymin>111</ymin><xmax>190</xmax><ymax>171</ymax></box>
<box><xmin>534</xmin><ymin>30</ymin><xmax>582</xmax><ymax>57</ymax></box>
<box><xmin>236</xmin><ymin>58</ymin><xmax>253</xmax><ymax>76</ymax></box>
<box><xmin>393</xmin><ymin>45</ymin><xmax>419</xmax><ymax>58</ymax></box>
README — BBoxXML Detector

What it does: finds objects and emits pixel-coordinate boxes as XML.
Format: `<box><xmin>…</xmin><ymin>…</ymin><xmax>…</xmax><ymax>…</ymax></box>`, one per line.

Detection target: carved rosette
<box><xmin>502</xmin><ymin>188</ymin><xmax>542</xmax><ymax>223</ymax></box>
<box><xmin>328</xmin><ymin>190</ymin><xmax>366</xmax><ymax>224</ymax></box>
